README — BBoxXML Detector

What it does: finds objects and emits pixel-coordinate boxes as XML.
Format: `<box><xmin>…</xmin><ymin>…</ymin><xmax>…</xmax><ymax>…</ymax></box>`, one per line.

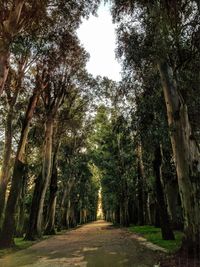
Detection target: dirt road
<box><xmin>0</xmin><ymin>220</ymin><xmax>162</xmax><ymax>267</ymax></box>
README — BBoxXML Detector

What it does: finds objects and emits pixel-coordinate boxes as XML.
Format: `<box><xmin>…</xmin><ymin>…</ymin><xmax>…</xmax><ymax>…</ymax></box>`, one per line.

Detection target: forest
<box><xmin>0</xmin><ymin>0</ymin><xmax>200</xmax><ymax>266</ymax></box>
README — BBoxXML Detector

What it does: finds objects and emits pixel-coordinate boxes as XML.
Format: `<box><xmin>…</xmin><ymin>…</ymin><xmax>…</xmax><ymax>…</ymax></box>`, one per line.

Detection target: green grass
<box><xmin>14</xmin><ymin>237</ymin><xmax>36</xmax><ymax>250</ymax></box>
<box><xmin>0</xmin><ymin>238</ymin><xmax>35</xmax><ymax>258</ymax></box>
<box><xmin>128</xmin><ymin>225</ymin><xmax>184</xmax><ymax>252</ymax></box>
<box><xmin>0</xmin><ymin>235</ymin><xmax>52</xmax><ymax>258</ymax></box>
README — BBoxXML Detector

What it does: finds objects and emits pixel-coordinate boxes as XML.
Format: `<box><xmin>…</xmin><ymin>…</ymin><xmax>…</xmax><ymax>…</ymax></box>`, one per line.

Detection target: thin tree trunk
<box><xmin>153</xmin><ymin>144</ymin><xmax>175</xmax><ymax>240</ymax></box>
<box><xmin>0</xmin><ymin>88</ymin><xmax>40</xmax><ymax>248</ymax></box>
<box><xmin>158</xmin><ymin>61</ymin><xmax>200</xmax><ymax>252</ymax></box>
<box><xmin>0</xmin><ymin>111</ymin><xmax>12</xmax><ymax>227</ymax></box>
<box><xmin>120</xmin><ymin>185</ymin><xmax>130</xmax><ymax>227</ymax></box>
<box><xmin>45</xmin><ymin>143</ymin><xmax>60</xmax><ymax>235</ymax></box>
<box><xmin>15</xmin><ymin>164</ymin><xmax>28</xmax><ymax>237</ymax></box>
<box><xmin>137</xmin><ymin>161</ymin><xmax>144</xmax><ymax>225</ymax></box>
<box><xmin>60</xmin><ymin>178</ymin><xmax>75</xmax><ymax>229</ymax></box>
<box><xmin>61</xmin><ymin>192</ymin><xmax>69</xmax><ymax>229</ymax></box>
<box><xmin>121</xmin><ymin>198</ymin><xmax>129</xmax><ymax>227</ymax></box>
<box><xmin>0</xmin><ymin>46</ymin><xmax>10</xmax><ymax>96</ymax></box>
<box><xmin>25</xmin><ymin>117</ymin><xmax>53</xmax><ymax>240</ymax></box>
<box><xmin>137</xmin><ymin>144</ymin><xmax>150</xmax><ymax>224</ymax></box>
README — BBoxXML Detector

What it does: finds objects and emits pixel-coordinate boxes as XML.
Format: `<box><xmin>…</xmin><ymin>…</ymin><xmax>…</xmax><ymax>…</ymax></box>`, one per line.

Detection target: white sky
<box><xmin>77</xmin><ymin>3</ymin><xmax>122</xmax><ymax>82</ymax></box>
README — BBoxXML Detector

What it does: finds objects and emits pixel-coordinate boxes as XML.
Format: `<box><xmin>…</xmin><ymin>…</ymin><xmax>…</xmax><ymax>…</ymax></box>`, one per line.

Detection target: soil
<box><xmin>0</xmin><ymin>220</ymin><xmax>163</xmax><ymax>267</ymax></box>
<box><xmin>161</xmin><ymin>252</ymin><xmax>200</xmax><ymax>267</ymax></box>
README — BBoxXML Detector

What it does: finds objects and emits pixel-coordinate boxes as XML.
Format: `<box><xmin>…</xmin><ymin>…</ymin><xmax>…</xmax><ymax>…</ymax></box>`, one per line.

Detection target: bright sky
<box><xmin>77</xmin><ymin>3</ymin><xmax>122</xmax><ymax>82</ymax></box>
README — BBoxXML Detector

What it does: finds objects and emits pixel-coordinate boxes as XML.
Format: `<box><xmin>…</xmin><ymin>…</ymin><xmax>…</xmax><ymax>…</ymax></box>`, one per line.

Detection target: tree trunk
<box><xmin>0</xmin><ymin>44</ymin><xmax>10</xmax><ymax>96</ymax></box>
<box><xmin>0</xmin><ymin>62</ymin><xmax>24</xmax><ymax>226</ymax></box>
<box><xmin>0</xmin><ymin>0</ymin><xmax>26</xmax><ymax>96</ymax></box>
<box><xmin>165</xmin><ymin>176</ymin><xmax>182</xmax><ymax>229</ymax></box>
<box><xmin>120</xmin><ymin>199</ymin><xmax>129</xmax><ymax>227</ymax></box>
<box><xmin>0</xmin><ymin>111</ymin><xmax>12</xmax><ymax>227</ymax></box>
<box><xmin>60</xmin><ymin>178</ymin><xmax>75</xmax><ymax>229</ymax></box>
<box><xmin>153</xmin><ymin>145</ymin><xmax>175</xmax><ymax>240</ymax></box>
<box><xmin>44</xmin><ymin>144</ymin><xmax>60</xmax><ymax>235</ymax></box>
<box><xmin>137</xmin><ymin>144</ymin><xmax>150</xmax><ymax>224</ymax></box>
<box><xmin>0</xmin><ymin>89</ymin><xmax>40</xmax><ymax>248</ymax></box>
<box><xmin>25</xmin><ymin>117</ymin><xmax>53</xmax><ymax>240</ymax></box>
<box><xmin>15</xmin><ymin>164</ymin><xmax>28</xmax><ymax>237</ymax></box>
<box><xmin>137</xmin><ymin>161</ymin><xmax>145</xmax><ymax>226</ymax></box>
<box><xmin>158</xmin><ymin>61</ymin><xmax>200</xmax><ymax>253</ymax></box>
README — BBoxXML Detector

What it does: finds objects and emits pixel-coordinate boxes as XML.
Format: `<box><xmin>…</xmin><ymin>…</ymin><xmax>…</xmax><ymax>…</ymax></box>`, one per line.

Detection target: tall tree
<box><xmin>110</xmin><ymin>0</ymin><xmax>200</xmax><ymax>252</ymax></box>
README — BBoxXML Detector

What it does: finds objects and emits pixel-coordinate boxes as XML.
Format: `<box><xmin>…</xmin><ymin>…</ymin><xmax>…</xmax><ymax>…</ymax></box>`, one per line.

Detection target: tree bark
<box><xmin>0</xmin><ymin>0</ymin><xmax>26</xmax><ymax>95</ymax></box>
<box><xmin>158</xmin><ymin>61</ymin><xmax>200</xmax><ymax>252</ymax></box>
<box><xmin>25</xmin><ymin>117</ymin><xmax>53</xmax><ymax>240</ymax></box>
<box><xmin>137</xmin><ymin>161</ymin><xmax>145</xmax><ymax>225</ymax></box>
<box><xmin>0</xmin><ymin>61</ymin><xmax>24</xmax><ymax>226</ymax></box>
<box><xmin>0</xmin><ymin>44</ymin><xmax>10</xmax><ymax>96</ymax></box>
<box><xmin>153</xmin><ymin>145</ymin><xmax>175</xmax><ymax>240</ymax></box>
<box><xmin>137</xmin><ymin>144</ymin><xmax>150</xmax><ymax>224</ymax></box>
<box><xmin>0</xmin><ymin>88</ymin><xmax>40</xmax><ymax>248</ymax></box>
<box><xmin>44</xmin><ymin>143</ymin><xmax>60</xmax><ymax>235</ymax></box>
<box><xmin>15</xmin><ymin>164</ymin><xmax>28</xmax><ymax>237</ymax></box>
<box><xmin>120</xmin><ymin>198</ymin><xmax>129</xmax><ymax>227</ymax></box>
<box><xmin>0</xmin><ymin>110</ymin><xmax>12</xmax><ymax>227</ymax></box>
<box><xmin>60</xmin><ymin>178</ymin><xmax>75</xmax><ymax>229</ymax></box>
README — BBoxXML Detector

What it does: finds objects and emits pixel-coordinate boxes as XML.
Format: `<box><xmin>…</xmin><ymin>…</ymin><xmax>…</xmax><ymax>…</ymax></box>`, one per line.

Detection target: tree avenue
<box><xmin>0</xmin><ymin>0</ymin><xmax>199</xmax><ymax>265</ymax></box>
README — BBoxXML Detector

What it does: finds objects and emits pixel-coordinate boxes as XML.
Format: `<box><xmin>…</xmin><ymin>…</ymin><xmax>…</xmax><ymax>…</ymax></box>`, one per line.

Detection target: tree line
<box><xmin>0</xmin><ymin>0</ymin><xmax>200</xmax><ymax>260</ymax></box>
<box><xmin>0</xmin><ymin>0</ymin><xmax>100</xmax><ymax>248</ymax></box>
<box><xmin>92</xmin><ymin>0</ymin><xmax>200</xmax><ymax>257</ymax></box>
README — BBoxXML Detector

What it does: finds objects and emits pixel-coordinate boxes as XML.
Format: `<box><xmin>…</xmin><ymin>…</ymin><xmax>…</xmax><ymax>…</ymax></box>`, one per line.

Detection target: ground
<box><xmin>0</xmin><ymin>220</ymin><xmax>163</xmax><ymax>267</ymax></box>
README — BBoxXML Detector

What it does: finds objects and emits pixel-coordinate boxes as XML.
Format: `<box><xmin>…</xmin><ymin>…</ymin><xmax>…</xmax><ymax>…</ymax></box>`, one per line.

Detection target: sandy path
<box><xmin>0</xmin><ymin>220</ymin><xmax>162</xmax><ymax>267</ymax></box>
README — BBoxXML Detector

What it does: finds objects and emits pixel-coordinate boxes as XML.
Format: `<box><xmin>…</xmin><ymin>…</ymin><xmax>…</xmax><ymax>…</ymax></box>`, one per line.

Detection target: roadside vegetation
<box><xmin>129</xmin><ymin>225</ymin><xmax>183</xmax><ymax>252</ymax></box>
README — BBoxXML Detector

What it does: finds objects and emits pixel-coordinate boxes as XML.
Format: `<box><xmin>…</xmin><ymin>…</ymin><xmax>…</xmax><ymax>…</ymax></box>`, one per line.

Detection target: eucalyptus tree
<box><xmin>109</xmin><ymin>0</ymin><xmax>200</xmax><ymax>252</ymax></box>
<box><xmin>0</xmin><ymin>0</ymin><xmax>100</xmax><ymax>96</ymax></box>
<box><xmin>45</xmin><ymin>82</ymin><xmax>93</xmax><ymax>234</ymax></box>
<box><xmin>0</xmin><ymin>58</ymin><xmax>49</xmax><ymax>247</ymax></box>
<box><xmin>0</xmin><ymin>0</ymin><xmax>48</xmax><ymax>95</ymax></box>
<box><xmin>0</xmin><ymin>33</ymin><xmax>43</xmax><ymax>226</ymax></box>
<box><xmin>24</xmin><ymin>34</ymin><xmax>90</xmax><ymax>240</ymax></box>
<box><xmin>59</xmin><ymin>119</ymin><xmax>94</xmax><ymax>229</ymax></box>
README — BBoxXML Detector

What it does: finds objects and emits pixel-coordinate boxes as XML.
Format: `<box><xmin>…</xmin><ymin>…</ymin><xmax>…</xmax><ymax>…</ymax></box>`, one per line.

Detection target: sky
<box><xmin>77</xmin><ymin>3</ymin><xmax>122</xmax><ymax>82</ymax></box>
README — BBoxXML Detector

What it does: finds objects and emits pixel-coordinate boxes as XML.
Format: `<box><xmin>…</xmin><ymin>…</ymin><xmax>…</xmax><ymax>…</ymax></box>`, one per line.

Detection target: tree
<box><xmin>109</xmin><ymin>0</ymin><xmax>200</xmax><ymax>252</ymax></box>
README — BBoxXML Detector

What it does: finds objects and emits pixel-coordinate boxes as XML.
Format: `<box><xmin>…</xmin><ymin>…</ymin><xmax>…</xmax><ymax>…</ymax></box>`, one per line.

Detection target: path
<box><xmin>0</xmin><ymin>220</ymin><xmax>162</xmax><ymax>267</ymax></box>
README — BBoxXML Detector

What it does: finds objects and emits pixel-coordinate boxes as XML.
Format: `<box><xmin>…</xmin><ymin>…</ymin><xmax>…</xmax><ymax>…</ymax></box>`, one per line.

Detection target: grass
<box><xmin>14</xmin><ymin>237</ymin><xmax>37</xmax><ymax>250</ymax></box>
<box><xmin>0</xmin><ymin>226</ymin><xmax>79</xmax><ymax>258</ymax></box>
<box><xmin>128</xmin><ymin>225</ymin><xmax>184</xmax><ymax>253</ymax></box>
<box><xmin>0</xmin><ymin>235</ymin><xmax>52</xmax><ymax>258</ymax></box>
<box><xmin>0</xmin><ymin>237</ymin><xmax>36</xmax><ymax>258</ymax></box>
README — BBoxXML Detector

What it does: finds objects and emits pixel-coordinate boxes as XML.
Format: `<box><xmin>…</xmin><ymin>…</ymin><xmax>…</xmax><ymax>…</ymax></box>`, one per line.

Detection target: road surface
<box><xmin>0</xmin><ymin>220</ymin><xmax>162</xmax><ymax>267</ymax></box>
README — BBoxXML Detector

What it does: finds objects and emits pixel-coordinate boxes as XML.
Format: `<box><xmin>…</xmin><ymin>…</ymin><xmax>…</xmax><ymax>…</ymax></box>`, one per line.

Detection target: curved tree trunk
<box><xmin>158</xmin><ymin>61</ymin><xmax>200</xmax><ymax>253</ymax></box>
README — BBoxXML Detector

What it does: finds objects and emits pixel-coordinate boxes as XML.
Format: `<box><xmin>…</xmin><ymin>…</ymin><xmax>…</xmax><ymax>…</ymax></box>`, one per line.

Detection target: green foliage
<box><xmin>129</xmin><ymin>225</ymin><xmax>183</xmax><ymax>252</ymax></box>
